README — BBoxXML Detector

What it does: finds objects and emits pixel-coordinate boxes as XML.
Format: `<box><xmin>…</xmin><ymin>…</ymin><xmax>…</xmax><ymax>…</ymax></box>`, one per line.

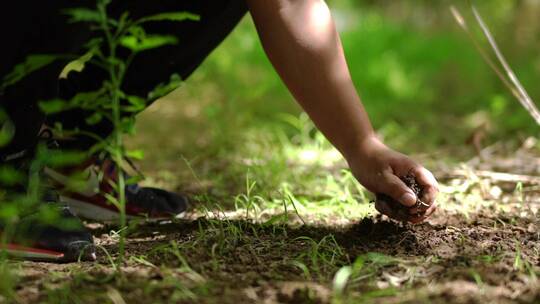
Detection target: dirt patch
<box><xmin>5</xmin><ymin>202</ymin><xmax>539</xmax><ymax>304</ymax></box>
<box><xmin>3</xmin><ymin>147</ymin><xmax>540</xmax><ymax>304</ymax></box>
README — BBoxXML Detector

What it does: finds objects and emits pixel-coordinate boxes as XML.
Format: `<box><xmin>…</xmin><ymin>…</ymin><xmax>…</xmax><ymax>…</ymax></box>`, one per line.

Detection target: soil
<box><xmin>376</xmin><ymin>172</ymin><xmax>428</xmax><ymax>217</ymax></box>
<box><xmin>5</xmin><ymin>206</ymin><xmax>539</xmax><ymax>304</ymax></box>
<box><xmin>2</xmin><ymin>150</ymin><xmax>540</xmax><ymax>304</ymax></box>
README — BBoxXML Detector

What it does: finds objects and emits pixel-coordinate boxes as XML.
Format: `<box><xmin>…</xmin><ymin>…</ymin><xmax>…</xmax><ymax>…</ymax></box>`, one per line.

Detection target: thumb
<box><xmin>376</xmin><ymin>171</ymin><xmax>417</xmax><ymax>207</ymax></box>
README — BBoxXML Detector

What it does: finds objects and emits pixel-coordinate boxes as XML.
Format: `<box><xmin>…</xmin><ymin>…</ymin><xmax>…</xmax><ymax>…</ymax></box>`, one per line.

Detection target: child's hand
<box><xmin>346</xmin><ymin>136</ymin><xmax>438</xmax><ymax>223</ymax></box>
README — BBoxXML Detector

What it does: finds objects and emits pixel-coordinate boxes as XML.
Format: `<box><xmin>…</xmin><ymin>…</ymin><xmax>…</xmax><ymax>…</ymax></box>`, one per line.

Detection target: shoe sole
<box><xmin>61</xmin><ymin>196</ymin><xmax>185</xmax><ymax>222</ymax></box>
<box><xmin>2</xmin><ymin>243</ymin><xmax>65</xmax><ymax>262</ymax></box>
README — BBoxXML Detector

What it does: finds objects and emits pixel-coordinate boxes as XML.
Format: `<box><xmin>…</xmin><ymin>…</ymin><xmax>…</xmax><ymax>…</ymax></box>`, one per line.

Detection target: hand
<box><xmin>346</xmin><ymin>136</ymin><xmax>439</xmax><ymax>223</ymax></box>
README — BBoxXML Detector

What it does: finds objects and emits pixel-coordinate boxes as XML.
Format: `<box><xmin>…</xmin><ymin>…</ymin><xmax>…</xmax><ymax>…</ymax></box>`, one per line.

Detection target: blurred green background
<box><xmin>129</xmin><ymin>0</ymin><xmax>540</xmax><ymax>195</ymax></box>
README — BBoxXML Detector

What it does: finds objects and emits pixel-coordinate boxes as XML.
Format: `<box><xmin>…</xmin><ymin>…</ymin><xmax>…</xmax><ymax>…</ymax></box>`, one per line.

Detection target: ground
<box><xmin>1</xmin><ymin>93</ymin><xmax>539</xmax><ymax>304</ymax></box>
<box><xmin>1</xmin><ymin>2</ymin><xmax>539</xmax><ymax>302</ymax></box>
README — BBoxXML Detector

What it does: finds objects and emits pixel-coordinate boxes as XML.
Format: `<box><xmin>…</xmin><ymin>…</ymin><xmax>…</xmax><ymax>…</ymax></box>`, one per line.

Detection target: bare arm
<box><xmin>247</xmin><ymin>0</ymin><xmax>438</xmax><ymax>222</ymax></box>
<box><xmin>247</xmin><ymin>0</ymin><xmax>373</xmax><ymax>158</ymax></box>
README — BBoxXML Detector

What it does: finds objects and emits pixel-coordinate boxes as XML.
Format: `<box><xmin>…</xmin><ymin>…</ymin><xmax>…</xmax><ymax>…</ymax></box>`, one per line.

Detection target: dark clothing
<box><xmin>0</xmin><ymin>0</ymin><xmax>248</xmax><ymax>159</ymax></box>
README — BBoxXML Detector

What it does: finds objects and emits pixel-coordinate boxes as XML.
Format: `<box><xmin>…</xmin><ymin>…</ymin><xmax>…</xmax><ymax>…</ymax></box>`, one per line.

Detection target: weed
<box><xmin>0</xmin><ymin>261</ymin><xmax>19</xmax><ymax>302</ymax></box>
<box><xmin>470</xmin><ymin>269</ymin><xmax>484</xmax><ymax>288</ymax></box>
<box><xmin>295</xmin><ymin>234</ymin><xmax>348</xmax><ymax>281</ymax></box>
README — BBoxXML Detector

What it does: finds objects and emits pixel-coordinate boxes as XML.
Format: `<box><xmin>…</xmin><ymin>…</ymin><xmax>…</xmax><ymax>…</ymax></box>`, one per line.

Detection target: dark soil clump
<box><xmin>375</xmin><ymin>172</ymin><xmax>428</xmax><ymax>217</ymax></box>
<box><xmin>401</xmin><ymin>172</ymin><xmax>423</xmax><ymax>200</ymax></box>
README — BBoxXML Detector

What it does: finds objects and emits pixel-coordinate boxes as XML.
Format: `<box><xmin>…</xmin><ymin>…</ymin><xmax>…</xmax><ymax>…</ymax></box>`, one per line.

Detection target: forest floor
<box><xmin>2</xmin><ymin>92</ymin><xmax>540</xmax><ymax>304</ymax></box>
<box><xmin>2</xmin><ymin>3</ymin><xmax>540</xmax><ymax>302</ymax></box>
<box><xmin>3</xmin><ymin>140</ymin><xmax>539</xmax><ymax>304</ymax></box>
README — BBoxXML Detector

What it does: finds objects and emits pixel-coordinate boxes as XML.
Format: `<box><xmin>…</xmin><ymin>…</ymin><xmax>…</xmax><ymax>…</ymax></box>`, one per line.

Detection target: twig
<box><xmin>470</xmin><ymin>5</ymin><xmax>540</xmax><ymax>125</ymax></box>
<box><xmin>440</xmin><ymin>169</ymin><xmax>540</xmax><ymax>185</ymax></box>
<box><xmin>450</xmin><ymin>5</ymin><xmax>540</xmax><ymax>126</ymax></box>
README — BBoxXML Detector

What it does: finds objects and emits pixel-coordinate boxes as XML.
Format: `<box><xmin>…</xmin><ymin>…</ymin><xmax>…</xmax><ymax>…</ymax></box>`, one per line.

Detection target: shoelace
<box><xmin>0</xmin><ymin>127</ymin><xmax>57</xmax><ymax>163</ymax></box>
<box><xmin>40</xmin><ymin>127</ymin><xmax>147</xmax><ymax>199</ymax></box>
<box><xmin>37</xmin><ymin>128</ymin><xmax>60</xmax><ymax>150</ymax></box>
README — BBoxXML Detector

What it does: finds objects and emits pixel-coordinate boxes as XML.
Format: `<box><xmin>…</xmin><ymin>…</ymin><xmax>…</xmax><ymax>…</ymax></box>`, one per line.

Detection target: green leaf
<box><xmin>70</xmin><ymin>89</ymin><xmax>107</xmax><ymax>109</ymax></box>
<box><xmin>147</xmin><ymin>73</ymin><xmax>182</xmax><ymax>100</ymax></box>
<box><xmin>63</xmin><ymin>8</ymin><xmax>101</xmax><ymax>23</ymax></box>
<box><xmin>123</xmin><ymin>95</ymin><xmax>147</xmax><ymax>112</ymax></box>
<box><xmin>38</xmin><ymin>99</ymin><xmax>70</xmax><ymax>114</ymax></box>
<box><xmin>120</xmin><ymin>34</ymin><xmax>178</xmax><ymax>53</ymax></box>
<box><xmin>263</xmin><ymin>213</ymin><xmax>288</xmax><ymax>226</ymax></box>
<box><xmin>0</xmin><ymin>111</ymin><xmax>15</xmax><ymax>148</ymax></box>
<box><xmin>1</xmin><ymin>55</ymin><xmax>58</xmax><ymax>90</ymax></box>
<box><xmin>84</xmin><ymin>37</ymin><xmax>104</xmax><ymax>52</ymax></box>
<box><xmin>358</xmin><ymin>288</ymin><xmax>397</xmax><ymax>300</ymax></box>
<box><xmin>120</xmin><ymin>117</ymin><xmax>137</xmax><ymax>135</ymax></box>
<box><xmin>127</xmin><ymin>95</ymin><xmax>145</xmax><ymax>106</ymax></box>
<box><xmin>103</xmin><ymin>192</ymin><xmax>120</xmax><ymax>207</ymax></box>
<box><xmin>126</xmin><ymin>149</ymin><xmax>145</xmax><ymax>160</ymax></box>
<box><xmin>85</xmin><ymin>112</ymin><xmax>103</xmax><ymax>125</ymax></box>
<box><xmin>125</xmin><ymin>175</ymin><xmax>144</xmax><ymax>185</ymax></box>
<box><xmin>98</xmin><ymin>0</ymin><xmax>112</xmax><ymax>8</ymax></box>
<box><xmin>59</xmin><ymin>52</ymin><xmax>94</xmax><ymax>78</ymax></box>
<box><xmin>365</xmin><ymin>252</ymin><xmax>396</xmax><ymax>265</ymax></box>
<box><xmin>117</xmin><ymin>11</ymin><xmax>131</xmax><ymax>30</ymax></box>
<box><xmin>0</xmin><ymin>166</ymin><xmax>24</xmax><ymax>186</ymax></box>
<box><xmin>38</xmin><ymin>149</ymin><xmax>88</xmax><ymax>168</ymax></box>
<box><xmin>126</xmin><ymin>25</ymin><xmax>146</xmax><ymax>39</ymax></box>
<box><xmin>352</xmin><ymin>255</ymin><xmax>365</xmax><ymax>272</ymax></box>
<box><xmin>332</xmin><ymin>266</ymin><xmax>352</xmax><ymax>295</ymax></box>
<box><xmin>0</xmin><ymin>204</ymin><xmax>20</xmax><ymax>220</ymax></box>
<box><xmin>138</xmin><ymin>12</ymin><xmax>200</xmax><ymax>24</ymax></box>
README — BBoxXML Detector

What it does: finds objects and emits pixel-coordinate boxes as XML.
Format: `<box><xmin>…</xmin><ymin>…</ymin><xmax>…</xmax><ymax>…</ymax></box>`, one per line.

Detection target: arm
<box><xmin>246</xmin><ymin>0</ymin><xmax>438</xmax><ymax>222</ymax></box>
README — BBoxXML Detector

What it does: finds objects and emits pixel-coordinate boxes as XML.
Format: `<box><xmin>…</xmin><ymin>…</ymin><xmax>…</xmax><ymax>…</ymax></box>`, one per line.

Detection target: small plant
<box><xmin>469</xmin><ymin>269</ymin><xmax>485</xmax><ymax>295</ymax></box>
<box><xmin>514</xmin><ymin>182</ymin><xmax>524</xmax><ymax>205</ymax></box>
<box><xmin>234</xmin><ymin>173</ymin><xmax>265</xmax><ymax>220</ymax></box>
<box><xmin>51</xmin><ymin>0</ymin><xmax>198</xmax><ymax>263</ymax></box>
<box><xmin>0</xmin><ymin>0</ymin><xmax>198</xmax><ymax>269</ymax></box>
<box><xmin>0</xmin><ymin>261</ymin><xmax>19</xmax><ymax>302</ymax></box>
<box><xmin>294</xmin><ymin>234</ymin><xmax>347</xmax><ymax>281</ymax></box>
<box><xmin>331</xmin><ymin>252</ymin><xmax>399</xmax><ymax>302</ymax></box>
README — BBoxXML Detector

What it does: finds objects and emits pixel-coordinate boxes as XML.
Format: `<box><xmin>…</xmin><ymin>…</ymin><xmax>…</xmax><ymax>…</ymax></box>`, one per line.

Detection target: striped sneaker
<box><xmin>47</xmin><ymin>158</ymin><xmax>190</xmax><ymax>222</ymax></box>
<box><xmin>0</xmin><ymin>189</ymin><xmax>96</xmax><ymax>262</ymax></box>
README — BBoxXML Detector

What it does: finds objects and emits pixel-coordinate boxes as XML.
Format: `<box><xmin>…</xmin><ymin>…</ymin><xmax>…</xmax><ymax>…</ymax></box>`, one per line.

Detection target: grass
<box><xmin>1</xmin><ymin>109</ymin><xmax>538</xmax><ymax>303</ymax></box>
<box><xmin>2</xmin><ymin>2</ymin><xmax>540</xmax><ymax>303</ymax></box>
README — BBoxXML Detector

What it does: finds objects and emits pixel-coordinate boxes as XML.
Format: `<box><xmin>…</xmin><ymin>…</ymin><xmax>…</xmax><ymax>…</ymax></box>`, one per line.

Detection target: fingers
<box><xmin>374</xmin><ymin>199</ymin><xmax>409</xmax><ymax>222</ymax></box>
<box><xmin>424</xmin><ymin>202</ymin><xmax>437</xmax><ymax>217</ymax></box>
<box><xmin>377</xmin><ymin>171</ymin><xmax>417</xmax><ymax>207</ymax></box>
<box><xmin>407</xmin><ymin>202</ymin><xmax>437</xmax><ymax>224</ymax></box>
<box><xmin>376</xmin><ymin>195</ymin><xmax>438</xmax><ymax>224</ymax></box>
<box><xmin>360</xmin><ymin>152</ymin><xmax>439</xmax><ymax>223</ymax></box>
<box><xmin>412</xmin><ymin>166</ymin><xmax>439</xmax><ymax>205</ymax></box>
<box><xmin>407</xmin><ymin>202</ymin><xmax>430</xmax><ymax>215</ymax></box>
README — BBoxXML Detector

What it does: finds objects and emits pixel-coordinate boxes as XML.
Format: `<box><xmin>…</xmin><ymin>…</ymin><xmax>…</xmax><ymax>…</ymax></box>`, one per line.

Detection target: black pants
<box><xmin>0</xmin><ymin>0</ymin><xmax>248</xmax><ymax>159</ymax></box>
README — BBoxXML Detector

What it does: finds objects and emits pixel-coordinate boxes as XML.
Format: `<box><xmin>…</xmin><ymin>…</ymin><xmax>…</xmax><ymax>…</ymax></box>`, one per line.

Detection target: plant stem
<box><xmin>99</xmin><ymin>1</ymin><xmax>128</xmax><ymax>266</ymax></box>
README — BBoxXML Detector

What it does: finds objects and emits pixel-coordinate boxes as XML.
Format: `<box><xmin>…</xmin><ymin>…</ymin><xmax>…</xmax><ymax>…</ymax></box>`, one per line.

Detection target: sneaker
<box><xmin>0</xmin><ymin>189</ymin><xmax>96</xmax><ymax>262</ymax></box>
<box><xmin>46</xmin><ymin>158</ymin><xmax>190</xmax><ymax>222</ymax></box>
<box><xmin>0</xmin><ymin>130</ymin><xmax>95</xmax><ymax>262</ymax></box>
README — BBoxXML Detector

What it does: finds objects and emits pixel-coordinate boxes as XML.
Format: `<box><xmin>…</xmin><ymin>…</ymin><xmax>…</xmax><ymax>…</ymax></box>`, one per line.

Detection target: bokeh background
<box><xmin>128</xmin><ymin>0</ymin><xmax>540</xmax><ymax>198</ymax></box>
